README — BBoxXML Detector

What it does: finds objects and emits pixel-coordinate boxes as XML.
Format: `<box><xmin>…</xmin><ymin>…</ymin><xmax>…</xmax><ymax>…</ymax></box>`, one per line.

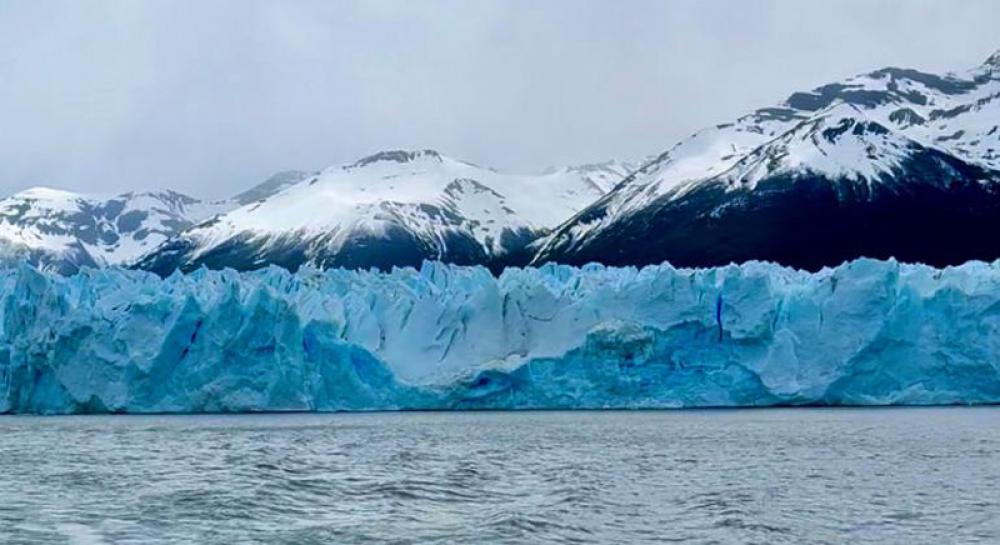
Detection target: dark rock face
<box><xmin>135</xmin><ymin>226</ymin><xmax>512</xmax><ymax>275</ymax></box>
<box><xmin>349</xmin><ymin>150</ymin><xmax>442</xmax><ymax>169</ymax></box>
<box><xmin>0</xmin><ymin>243</ymin><xmax>100</xmax><ymax>275</ymax></box>
<box><xmin>535</xmin><ymin>151</ymin><xmax>1000</xmax><ymax>271</ymax></box>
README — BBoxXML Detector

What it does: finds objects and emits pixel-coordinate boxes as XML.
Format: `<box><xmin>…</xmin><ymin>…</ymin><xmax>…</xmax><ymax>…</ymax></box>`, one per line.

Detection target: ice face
<box><xmin>2</xmin><ymin>258</ymin><xmax>1000</xmax><ymax>414</ymax></box>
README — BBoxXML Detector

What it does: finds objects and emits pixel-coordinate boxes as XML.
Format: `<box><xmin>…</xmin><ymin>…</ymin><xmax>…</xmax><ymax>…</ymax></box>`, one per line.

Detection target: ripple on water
<box><xmin>1</xmin><ymin>408</ymin><xmax>999</xmax><ymax>544</ymax></box>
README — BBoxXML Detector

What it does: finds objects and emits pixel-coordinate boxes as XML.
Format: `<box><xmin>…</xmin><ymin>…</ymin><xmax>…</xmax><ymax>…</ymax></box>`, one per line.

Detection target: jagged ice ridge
<box><xmin>2</xmin><ymin>258</ymin><xmax>1000</xmax><ymax>414</ymax></box>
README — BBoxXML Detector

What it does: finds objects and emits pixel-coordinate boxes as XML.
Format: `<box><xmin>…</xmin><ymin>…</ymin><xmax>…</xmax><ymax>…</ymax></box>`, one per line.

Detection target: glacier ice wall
<box><xmin>2</xmin><ymin>259</ymin><xmax>1000</xmax><ymax>414</ymax></box>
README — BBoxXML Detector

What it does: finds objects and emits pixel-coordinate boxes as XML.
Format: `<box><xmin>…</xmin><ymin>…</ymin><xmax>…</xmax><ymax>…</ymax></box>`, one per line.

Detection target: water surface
<box><xmin>2</xmin><ymin>408</ymin><xmax>999</xmax><ymax>544</ymax></box>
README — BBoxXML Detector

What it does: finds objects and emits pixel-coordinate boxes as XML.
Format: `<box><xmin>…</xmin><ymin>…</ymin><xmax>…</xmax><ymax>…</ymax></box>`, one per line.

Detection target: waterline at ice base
<box><xmin>3</xmin><ymin>258</ymin><xmax>1000</xmax><ymax>414</ymax></box>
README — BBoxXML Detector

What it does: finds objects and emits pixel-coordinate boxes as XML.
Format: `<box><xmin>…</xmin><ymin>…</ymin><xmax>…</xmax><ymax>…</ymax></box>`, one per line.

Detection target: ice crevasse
<box><xmin>2</xmin><ymin>258</ymin><xmax>1000</xmax><ymax>414</ymax></box>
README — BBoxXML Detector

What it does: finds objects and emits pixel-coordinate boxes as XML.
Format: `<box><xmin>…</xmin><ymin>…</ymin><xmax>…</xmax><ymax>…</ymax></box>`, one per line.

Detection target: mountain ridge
<box><xmin>532</xmin><ymin>52</ymin><xmax>1000</xmax><ymax>271</ymax></box>
<box><xmin>4</xmin><ymin>50</ymin><xmax>1000</xmax><ymax>275</ymax></box>
<box><xmin>133</xmin><ymin>150</ymin><xmax>635</xmax><ymax>274</ymax></box>
<box><xmin>0</xmin><ymin>171</ymin><xmax>321</xmax><ymax>273</ymax></box>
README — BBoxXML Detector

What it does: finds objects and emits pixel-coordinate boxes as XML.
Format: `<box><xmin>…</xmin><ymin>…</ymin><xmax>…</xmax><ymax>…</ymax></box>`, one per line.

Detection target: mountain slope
<box><xmin>533</xmin><ymin>51</ymin><xmax>1000</xmax><ymax>270</ymax></box>
<box><xmin>135</xmin><ymin>151</ymin><xmax>634</xmax><ymax>274</ymax></box>
<box><xmin>0</xmin><ymin>171</ymin><xmax>309</xmax><ymax>274</ymax></box>
<box><xmin>0</xmin><ymin>188</ymin><xmax>232</xmax><ymax>273</ymax></box>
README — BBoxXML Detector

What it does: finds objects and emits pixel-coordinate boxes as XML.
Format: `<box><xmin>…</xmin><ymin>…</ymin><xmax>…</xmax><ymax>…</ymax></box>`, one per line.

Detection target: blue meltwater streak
<box><xmin>715</xmin><ymin>293</ymin><xmax>723</xmax><ymax>342</ymax></box>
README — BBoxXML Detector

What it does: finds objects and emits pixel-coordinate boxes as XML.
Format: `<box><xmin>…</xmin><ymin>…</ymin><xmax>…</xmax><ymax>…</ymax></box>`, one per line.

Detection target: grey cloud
<box><xmin>0</xmin><ymin>0</ymin><xmax>997</xmax><ymax>199</ymax></box>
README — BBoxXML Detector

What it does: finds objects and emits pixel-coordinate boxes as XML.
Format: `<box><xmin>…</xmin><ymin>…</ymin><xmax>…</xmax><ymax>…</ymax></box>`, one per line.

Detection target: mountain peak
<box><xmin>984</xmin><ymin>49</ymin><xmax>1000</xmax><ymax>70</ymax></box>
<box><xmin>349</xmin><ymin>149</ymin><xmax>442</xmax><ymax>169</ymax></box>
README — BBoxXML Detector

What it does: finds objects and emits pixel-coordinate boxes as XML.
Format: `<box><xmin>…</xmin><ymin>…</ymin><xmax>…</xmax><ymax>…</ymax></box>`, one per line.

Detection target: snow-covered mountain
<box><xmin>136</xmin><ymin>150</ymin><xmax>634</xmax><ymax>274</ymax></box>
<box><xmin>0</xmin><ymin>188</ymin><xmax>231</xmax><ymax>273</ymax></box>
<box><xmin>0</xmin><ymin>173</ymin><xmax>310</xmax><ymax>274</ymax></box>
<box><xmin>533</xmin><ymin>51</ymin><xmax>1000</xmax><ymax>270</ymax></box>
<box><xmin>13</xmin><ymin>50</ymin><xmax>1000</xmax><ymax>275</ymax></box>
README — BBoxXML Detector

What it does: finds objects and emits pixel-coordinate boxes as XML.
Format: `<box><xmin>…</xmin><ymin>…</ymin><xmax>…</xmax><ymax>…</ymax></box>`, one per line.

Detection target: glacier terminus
<box><xmin>2</xmin><ymin>258</ymin><xmax>1000</xmax><ymax>414</ymax></box>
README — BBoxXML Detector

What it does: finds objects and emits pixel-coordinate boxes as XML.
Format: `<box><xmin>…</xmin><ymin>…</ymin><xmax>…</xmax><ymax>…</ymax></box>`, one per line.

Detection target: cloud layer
<box><xmin>1</xmin><ymin>0</ymin><xmax>998</xmax><ymax>198</ymax></box>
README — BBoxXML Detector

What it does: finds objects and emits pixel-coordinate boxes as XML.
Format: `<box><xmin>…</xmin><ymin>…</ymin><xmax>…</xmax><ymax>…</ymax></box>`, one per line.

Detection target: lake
<box><xmin>1</xmin><ymin>408</ymin><xmax>998</xmax><ymax>544</ymax></box>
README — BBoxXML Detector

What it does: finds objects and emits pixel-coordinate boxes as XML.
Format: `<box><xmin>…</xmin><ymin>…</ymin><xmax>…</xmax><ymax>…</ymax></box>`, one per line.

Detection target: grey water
<box><xmin>1</xmin><ymin>409</ymin><xmax>999</xmax><ymax>545</ymax></box>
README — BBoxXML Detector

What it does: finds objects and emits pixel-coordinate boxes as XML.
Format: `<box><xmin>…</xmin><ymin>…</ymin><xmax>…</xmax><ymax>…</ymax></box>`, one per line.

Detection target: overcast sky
<box><xmin>1</xmin><ymin>0</ymin><xmax>998</xmax><ymax>199</ymax></box>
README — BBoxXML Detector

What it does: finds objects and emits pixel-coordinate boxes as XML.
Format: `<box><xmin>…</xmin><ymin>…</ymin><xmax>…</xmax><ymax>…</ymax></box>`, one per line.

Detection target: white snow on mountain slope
<box><xmin>539</xmin><ymin>51</ymin><xmax>1000</xmax><ymax>247</ymax></box>
<box><xmin>0</xmin><ymin>170</ymin><xmax>331</xmax><ymax>272</ymax></box>
<box><xmin>559</xmin><ymin>160</ymin><xmax>638</xmax><ymax>193</ymax></box>
<box><xmin>716</xmin><ymin>104</ymin><xmax>921</xmax><ymax>192</ymax></box>
<box><xmin>0</xmin><ymin>187</ymin><xmax>231</xmax><ymax>270</ymax></box>
<box><xmin>180</xmin><ymin>150</ymin><xmax>634</xmax><ymax>261</ymax></box>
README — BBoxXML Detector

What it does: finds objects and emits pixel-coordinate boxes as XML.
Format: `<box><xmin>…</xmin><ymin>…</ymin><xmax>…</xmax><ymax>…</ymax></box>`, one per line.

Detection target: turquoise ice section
<box><xmin>2</xmin><ymin>259</ymin><xmax>1000</xmax><ymax>413</ymax></box>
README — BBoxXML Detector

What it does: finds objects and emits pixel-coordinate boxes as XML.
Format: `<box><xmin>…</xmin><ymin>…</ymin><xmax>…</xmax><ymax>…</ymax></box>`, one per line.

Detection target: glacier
<box><xmin>2</xmin><ymin>258</ymin><xmax>1000</xmax><ymax>414</ymax></box>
